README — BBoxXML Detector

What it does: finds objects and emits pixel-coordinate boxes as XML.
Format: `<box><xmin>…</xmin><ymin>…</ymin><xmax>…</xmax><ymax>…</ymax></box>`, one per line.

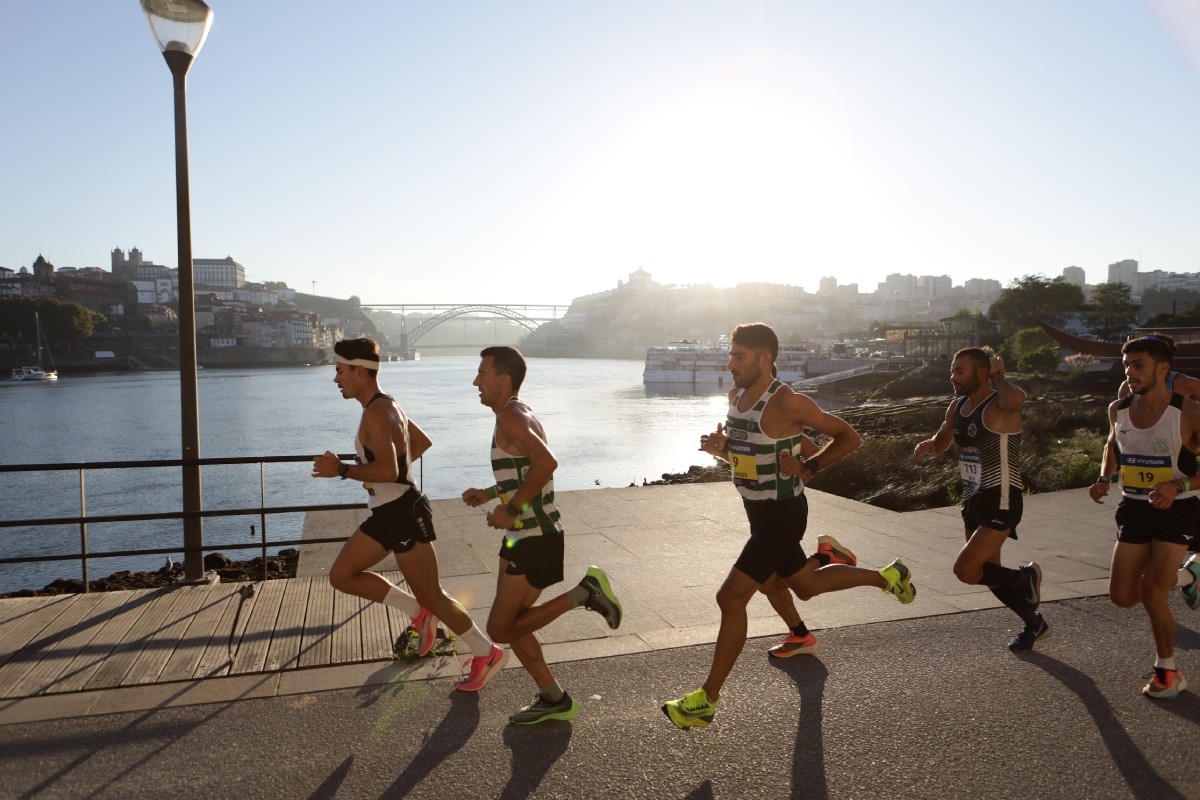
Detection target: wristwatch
<box><xmin>1098</xmin><ymin>475</ymin><xmax>1117</xmax><ymax>484</ymax></box>
<box><xmin>337</xmin><ymin>462</ymin><xmax>349</xmax><ymax>480</ymax></box>
<box><xmin>802</xmin><ymin>458</ymin><xmax>821</xmax><ymax>474</ymax></box>
<box><xmin>504</xmin><ymin>502</ymin><xmax>520</xmax><ymax>518</ymax></box>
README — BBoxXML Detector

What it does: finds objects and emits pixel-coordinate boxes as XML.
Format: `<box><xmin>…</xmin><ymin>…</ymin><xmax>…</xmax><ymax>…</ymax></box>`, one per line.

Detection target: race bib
<box><xmin>1119</xmin><ymin>454</ymin><xmax>1173</xmax><ymax>494</ymax></box>
<box><xmin>728</xmin><ymin>440</ymin><xmax>758</xmax><ymax>482</ymax></box>
<box><xmin>959</xmin><ymin>449</ymin><xmax>981</xmax><ymax>486</ymax></box>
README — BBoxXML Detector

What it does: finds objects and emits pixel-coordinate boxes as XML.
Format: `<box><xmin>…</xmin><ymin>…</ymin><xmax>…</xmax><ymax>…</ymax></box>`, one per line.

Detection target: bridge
<box><xmin>360</xmin><ymin>303</ymin><xmax>569</xmax><ymax>354</ymax></box>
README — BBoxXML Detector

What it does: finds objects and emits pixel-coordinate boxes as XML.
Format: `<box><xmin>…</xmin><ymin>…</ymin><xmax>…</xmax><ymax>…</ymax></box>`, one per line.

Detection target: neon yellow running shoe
<box><xmin>662</xmin><ymin>688</ymin><xmax>717</xmax><ymax>729</ymax></box>
<box><xmin>880</xmin><ymin>559</ymin><xmax>916</xmax><ymax>604</ymax></box>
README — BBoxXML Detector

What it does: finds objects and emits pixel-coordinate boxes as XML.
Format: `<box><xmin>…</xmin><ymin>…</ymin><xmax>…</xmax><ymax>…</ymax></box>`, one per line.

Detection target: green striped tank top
<box><xmin>726</xmin><ymin>379</ymin><xmax>807</xmax><ymax>501</ymax></box>
<box><xmin>491</xmin><ymin>405</ymin><xmax>563</xmax><ymax>538</ymax></box>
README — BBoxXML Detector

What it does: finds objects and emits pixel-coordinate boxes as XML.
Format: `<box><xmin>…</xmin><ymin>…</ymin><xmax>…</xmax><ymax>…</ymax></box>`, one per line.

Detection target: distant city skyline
<box><xmin>2</xmin><ymin>2</ymin><xmax>1198</xmax><ymax>304</ymax></box>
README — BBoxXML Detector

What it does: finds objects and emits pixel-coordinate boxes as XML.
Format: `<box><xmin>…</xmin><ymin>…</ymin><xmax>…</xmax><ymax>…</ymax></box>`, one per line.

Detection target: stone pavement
<box><xmin>0</xmin><ymin>482</ymin><xmax>1119</xmax><ymax>727</ymax></box>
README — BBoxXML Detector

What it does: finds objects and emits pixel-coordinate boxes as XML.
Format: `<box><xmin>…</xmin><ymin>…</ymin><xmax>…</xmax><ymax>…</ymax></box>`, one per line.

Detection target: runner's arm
<box><xmin>786</xmin><ymin>392</ymin><xmax>861</xmax><ymax>470</ymax></box>
<box><xmin>495</xmin><ymin>408</ymin><xmax>558</xmax><ymax>510</ymax></box>
<box><xmin>408</xmin><ymin>419</ymin><xmax>432</xmax><ymax>461</ymax></box>
<box><xmin>990</xmin><ymin>356</ymin><xmax>1027</xmax><ymax>413</ymax></box>
<box><xmin>1089</xmin><ymin>402</ymin><xmax>1120</xmax><ymax>504</ymax></box>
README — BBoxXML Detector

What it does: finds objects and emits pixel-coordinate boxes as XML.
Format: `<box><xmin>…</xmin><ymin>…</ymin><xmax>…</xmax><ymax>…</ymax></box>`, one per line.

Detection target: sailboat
<box><xmin>9</xmin><ymin>312</ymin><xmax>59</xmax><ymax>381</ymax></box>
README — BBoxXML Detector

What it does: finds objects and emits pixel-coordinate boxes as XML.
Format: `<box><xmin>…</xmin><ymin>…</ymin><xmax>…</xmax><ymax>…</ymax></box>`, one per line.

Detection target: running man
<box><xmin>662</xmin><ymin>323</ymin><xmax>915</xmax><ymax>730</ymax></box>
<box><xmin>312</xmin><ymin>338</ymin><xmax>506</xmax><ymax>692</ymax></box>
<box><xmin>462</xmin><ymin>346</ymin><xmax>623</xmax><ymax>725</ymax></box>
<box><xmin>914</xmin><ymin>347</ymin><xmax>1046</xmax><ymax>651</ymax></box>
<box><xmin>1089</xmin><ymin>334</ymin><xmax>1200</xmax><ymax>699</ymax></box>
<box><xmin>1117</xmin><ymin>346</ymin><xmax>1200</xmax><ymax>554</ymax></box>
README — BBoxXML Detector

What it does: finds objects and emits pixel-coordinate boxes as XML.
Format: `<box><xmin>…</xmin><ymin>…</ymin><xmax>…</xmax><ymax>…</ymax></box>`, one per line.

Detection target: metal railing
<box><xmin>0</xmin><ymin>453</ymin><xmax>422</xmax><ymax>592</ymax></box>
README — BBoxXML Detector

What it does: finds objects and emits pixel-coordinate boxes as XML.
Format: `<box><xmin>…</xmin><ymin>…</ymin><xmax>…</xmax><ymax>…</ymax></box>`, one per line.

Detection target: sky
<box><xmin>2</xmin><ymin>1</ymin><xmax>1199</xmax><ymax>306</ymax></box>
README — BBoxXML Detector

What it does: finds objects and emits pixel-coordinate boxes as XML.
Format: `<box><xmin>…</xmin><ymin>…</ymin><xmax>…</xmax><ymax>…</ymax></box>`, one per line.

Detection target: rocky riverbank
<box><xmin>639</xmin><ymin>393</ymin><xmax>1110</xmax><ymax>512</ymax></box>
<box><xmin>1</xmin><ymin>549</ymin><xmax>300</xmax><ymax>599</ymax></box>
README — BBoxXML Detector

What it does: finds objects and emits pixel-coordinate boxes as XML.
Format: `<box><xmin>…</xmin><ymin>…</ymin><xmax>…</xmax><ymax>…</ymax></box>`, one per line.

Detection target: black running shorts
<box><xmin>962</xmin><ymin>488</ymin><xmax>1022</xmax><ymax>540</ymax></box>
<box><xmin>498</xmin><ymin>533</ymin><xmax>565</xmax><ymax>589</ymax></box>
<box><xmin>735</xmin><ymin>493</ymin><xmax>809</xmax><ymax>585</ymax></box>
<box><xmin>1115</xmin><ymin>496</ymin><xmax>1198</xmax><ymax>545</ymax></box>
<box><xmin>359</xmin><ymin>491</ymin><xmax>436</xmax><ymax>554</ymax></box>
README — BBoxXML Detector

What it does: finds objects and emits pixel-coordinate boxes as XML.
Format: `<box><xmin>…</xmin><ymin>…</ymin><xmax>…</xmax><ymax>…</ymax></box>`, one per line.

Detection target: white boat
<box><xmin>643</xmin><ymin>340</ymin><xmax>807</xmax><ymax>388</ymax></box>
<box><xmin>9</xmin><ymin>313</ymin><xmax>58</xmax><ymax>382</ymax></box>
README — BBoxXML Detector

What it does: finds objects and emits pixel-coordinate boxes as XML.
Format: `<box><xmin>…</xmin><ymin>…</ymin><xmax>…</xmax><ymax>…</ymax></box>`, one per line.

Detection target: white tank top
<box><xmin>354</xmin><ymin>393</ymin><xmax>415</xmax><ymax>508</ymax></box>
<box><xmin>1116</xmin><ymin>393</ymin><xmax>1198</xmax><ymax>501</ymax></box>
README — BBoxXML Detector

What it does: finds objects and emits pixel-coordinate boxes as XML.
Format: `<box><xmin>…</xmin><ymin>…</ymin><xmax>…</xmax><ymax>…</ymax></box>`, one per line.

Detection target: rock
<box><xmin>203</xmin><ymin>552</ymin><xmax>233</xmax><ymax>570</ymax></box>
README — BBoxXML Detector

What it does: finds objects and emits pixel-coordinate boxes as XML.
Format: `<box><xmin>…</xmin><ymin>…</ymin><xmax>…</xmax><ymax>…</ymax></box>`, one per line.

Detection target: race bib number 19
<box><xmin>729</xmin><ymin>440</ymin><xmax>758</xmax><ymax>482</ymax></box>
<box><xmin>1119</xmin><ymin>454</ymin><xmax>1173</xmax><ymax>494</ymax></box>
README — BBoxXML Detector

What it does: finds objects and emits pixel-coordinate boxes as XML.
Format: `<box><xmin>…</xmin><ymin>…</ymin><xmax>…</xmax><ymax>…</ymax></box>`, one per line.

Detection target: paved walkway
<box><xmin>0</xmin><ymin>483</ymin><xmax>1119</xmax><ymax>727</ymax></box>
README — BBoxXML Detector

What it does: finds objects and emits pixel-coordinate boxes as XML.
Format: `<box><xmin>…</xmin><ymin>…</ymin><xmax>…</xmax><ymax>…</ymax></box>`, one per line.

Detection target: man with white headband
<box><xmin>312</xmin><ymin>337</ymin><xmax>506</xmax><ymax>692</ymax></box>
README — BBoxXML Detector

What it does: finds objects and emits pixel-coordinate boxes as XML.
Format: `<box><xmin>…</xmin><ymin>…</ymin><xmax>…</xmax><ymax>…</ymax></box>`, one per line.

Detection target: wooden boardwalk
<box><xmin>0</xmin><ymin>484</ymin><xmax>1120</xmax><ymax>706</ymax></box>
<box><xmin>0</xmin><ymin>572</ymin><xmax>420</xmax><ymax>700</ymax></box>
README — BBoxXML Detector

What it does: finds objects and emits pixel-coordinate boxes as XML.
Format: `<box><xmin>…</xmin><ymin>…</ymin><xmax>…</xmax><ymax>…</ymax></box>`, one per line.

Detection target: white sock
<box><xmin>460</xmin><ymin>623</ymin><xmax>494</xmax><ymax>657</ymax></box>
<box><xmin>1155</xmin><ymin>655</ymin><xmax>1177</xmax><ymax>671</ymax></box>
<box><xmin>381</xmin><ymin>585</ymin><xmax>420</xmax><ymax>617</ymax></box>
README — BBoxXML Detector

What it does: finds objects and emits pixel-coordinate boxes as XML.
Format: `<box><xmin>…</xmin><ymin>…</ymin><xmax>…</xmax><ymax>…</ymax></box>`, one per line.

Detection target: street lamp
<box><xmin>141</xmin><ymin>0</ymin><xmax>214</xmax><ymax>582</ymax></box>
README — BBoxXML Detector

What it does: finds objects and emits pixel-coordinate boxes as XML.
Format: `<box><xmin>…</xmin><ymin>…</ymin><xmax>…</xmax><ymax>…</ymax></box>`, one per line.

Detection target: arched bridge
<box><xmin>360</xmin><ymin>303</ymin><xmax>568</xmax><ymax>350</ymax></box>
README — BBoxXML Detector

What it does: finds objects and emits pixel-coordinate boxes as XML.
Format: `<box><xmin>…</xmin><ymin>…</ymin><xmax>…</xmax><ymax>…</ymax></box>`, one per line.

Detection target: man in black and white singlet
<box><xmin>312</xmin><ymin>337</ymin><xmax>507</xmax><ymax>693</ymax></box>
<box><xmin>1090</xmin><ymin>334</ymin><xmax>1200</xmax><ymax>699</ymax></box>
<box><xmin>461</xmin><ymin>346</ymin><xmax>623</xmax><ymax>726</ymax></box>
<box><xmin>914</xmin><ymin>347</ymin><xmax>1048</xmax><ymax>652</ymax></box>
<box><xmin>662</xmin><ymin>323</ymin><xmax>917</xmax><ymax>731</ymax></box>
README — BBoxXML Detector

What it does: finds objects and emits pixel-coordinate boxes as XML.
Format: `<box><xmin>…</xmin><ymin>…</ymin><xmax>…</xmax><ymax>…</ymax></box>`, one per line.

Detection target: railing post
<box><xmin>79</xmin><ymin>468</ymin><xmax>89</xmax><ymax>593</ymax></box>
<box><xmin>259</xmin><ymin>461</ymin><xmax>268</xmax><ymax>582</ymax></box>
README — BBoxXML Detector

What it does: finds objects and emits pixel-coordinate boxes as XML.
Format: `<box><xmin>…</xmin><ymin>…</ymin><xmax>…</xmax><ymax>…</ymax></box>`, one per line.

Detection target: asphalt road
<box><xmin>1</xmin><ymin>596</ymin><xmax>1198</xmax><ymax>800</ymax></box>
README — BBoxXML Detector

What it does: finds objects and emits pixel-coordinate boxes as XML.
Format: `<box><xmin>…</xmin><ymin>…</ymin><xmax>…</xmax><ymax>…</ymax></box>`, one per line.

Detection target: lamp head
<box><xmin>141</xmin><ymin>0</ymin><xmax>213</xmax><ymax>58</ymax></box>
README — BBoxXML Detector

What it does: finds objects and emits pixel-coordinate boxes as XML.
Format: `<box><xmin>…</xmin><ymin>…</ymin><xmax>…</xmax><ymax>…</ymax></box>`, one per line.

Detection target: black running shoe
<box><xmin>579</xmin><ymin>566</ymin><xmax>622</xmax><ymax>629</ymax></box>
<box><xmin>1008</xmin><ymin>617</ymin><xmax>1051</xmax><ymax>652</ymax></box>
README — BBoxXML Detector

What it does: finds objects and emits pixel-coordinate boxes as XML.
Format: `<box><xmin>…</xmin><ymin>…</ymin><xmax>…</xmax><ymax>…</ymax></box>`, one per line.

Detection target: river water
<box><xmin>0</xmin><ymin>357</ymin><xmax>766</xmax><ymax>593</ymax></box>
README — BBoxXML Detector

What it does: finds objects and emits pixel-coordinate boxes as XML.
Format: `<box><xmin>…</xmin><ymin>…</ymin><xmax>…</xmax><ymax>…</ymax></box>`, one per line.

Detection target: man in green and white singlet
<box><xmin>462</xmin><ymin>346</ymin><xmax>624</xmax><ymax>725</ymax></box>
<box><xmin>661</xmin><ymin>323</ymin><xmax>917</xmax><ymax>730</ymax></box>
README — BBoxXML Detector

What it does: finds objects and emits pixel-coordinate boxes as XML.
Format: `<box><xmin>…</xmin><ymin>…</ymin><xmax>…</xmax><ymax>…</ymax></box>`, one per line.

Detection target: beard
<box><xmin>733</xmin><ymin>364</ymin><xmax>763</xmax><ymax>388</ymax></box>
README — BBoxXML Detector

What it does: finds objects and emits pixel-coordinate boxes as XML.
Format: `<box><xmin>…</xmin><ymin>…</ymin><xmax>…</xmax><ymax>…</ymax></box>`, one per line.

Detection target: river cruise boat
<box><xmin>643</xmin><ymin>340</ymin><xmax>807</xmax><ymax>388</ymax></box>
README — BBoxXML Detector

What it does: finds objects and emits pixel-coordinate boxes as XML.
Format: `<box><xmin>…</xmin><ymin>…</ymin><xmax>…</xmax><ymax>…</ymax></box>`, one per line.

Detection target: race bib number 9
<box><xmin>728</xmin><ymin>440</ymin><xmax>758</xmax><ymax>482</ymax></box>
<box><xmin>959</xmin><ymin>449</ymin><xmax>981</xmax><ymax>486</ymax></box>
<box><xmin>1119</xmin><ymin>454</ymin><xmax>1173</xmax><ymax>494</ymax></box>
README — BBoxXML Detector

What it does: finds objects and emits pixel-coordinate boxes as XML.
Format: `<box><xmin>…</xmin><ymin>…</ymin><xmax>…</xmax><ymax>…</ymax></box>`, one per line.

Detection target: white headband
<box><xmin>336</xmin><ymin>354</ymin><xmax>380</xmax><ymax>370</ymax></box>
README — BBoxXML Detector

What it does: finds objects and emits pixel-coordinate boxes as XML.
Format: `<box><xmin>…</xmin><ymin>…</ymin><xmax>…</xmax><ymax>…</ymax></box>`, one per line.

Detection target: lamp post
<box><xmin>141</xmin><ymin>0</ymin><xmax>214</xmax><ymax>582</ymax></box>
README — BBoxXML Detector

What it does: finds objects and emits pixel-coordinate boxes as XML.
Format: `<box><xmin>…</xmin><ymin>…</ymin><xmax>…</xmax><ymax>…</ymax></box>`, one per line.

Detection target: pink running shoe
<box><xmin>817</xmin><ymin>535</ymin><xmax>857</xmax><ymax>566</ymax></box>
<box><xmin>456</xmin><ymin>645</ymin><xmax>508</xmax><ymax>692</ymax></box>
<box><xmin>768</xmin><ymin>631</ymin><xmax>820</xmax><ymax>658</ymax></box>
<box><xmin>409</xmin><ymin>608</ymin><xmax>437</xmax><ymax>657</ymax></box>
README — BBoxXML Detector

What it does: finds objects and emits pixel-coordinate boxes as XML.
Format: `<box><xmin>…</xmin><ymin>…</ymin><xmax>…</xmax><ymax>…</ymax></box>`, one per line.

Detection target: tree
<box><xmin>1008</xmin><ymin>326</ymin><xmax>1056</xmax><ymax>357</ymax></box>
<box><xmin>989</xmin><ymin>275</ymin><xmax>1084</xmax><ymax>334</ymax></box>
<box><xmin>1143</xmin><ymin>299</ymin><xmax>1200</xmax><ymax>329</ymax></box>
<box><xmin>1018</xmin><ymin>345</ymin><xmax>1060</xmax><ymax>375</ymax></box>
<box><xmin>1084</xmin><ymin>282</ymin><xmax>1138</xmax><ymax>339</ymax></box>
<box><xmin>0</xmin><ymin>298</ymin><xmax>103</xmax><ymax>342</ymax></box>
